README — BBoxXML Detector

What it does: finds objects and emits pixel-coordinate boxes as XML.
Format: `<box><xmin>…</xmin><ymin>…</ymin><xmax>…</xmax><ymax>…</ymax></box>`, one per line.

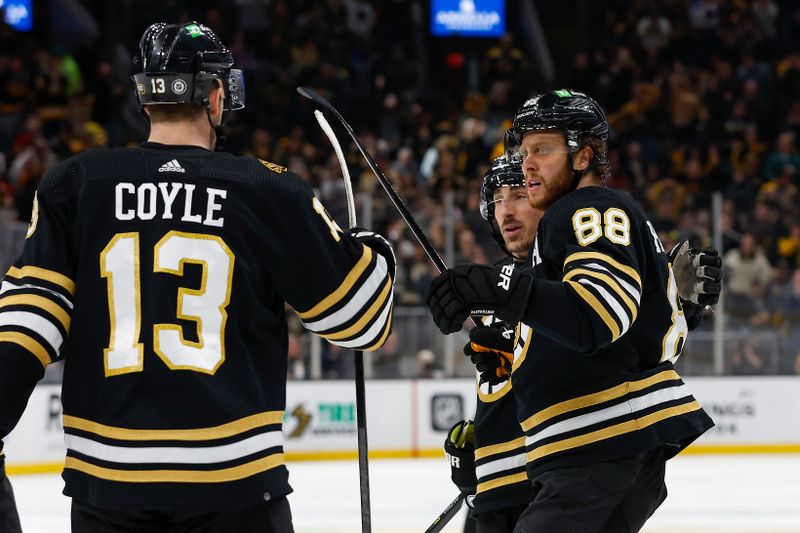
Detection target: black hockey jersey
<box><xmin>472</xmin><ymin>258</ymin><xmax>532</xmax><ymax>515</ymax></box>
<box><xmin>0</xmin><ymin>143</ymin><xmax>393</xmax><ymax>510</ymax></box>
<box><xmin>511</xmin><ymin>186</ymin><xmax>713</xmax><ymax>478</ymax></box>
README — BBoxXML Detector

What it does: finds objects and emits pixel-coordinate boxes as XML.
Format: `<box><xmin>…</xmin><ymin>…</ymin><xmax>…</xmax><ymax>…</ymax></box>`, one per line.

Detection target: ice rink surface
<box><xmin>11</xmin><ymin>454</ymin><xmax>800</xmax><ymax>532</ymax></box>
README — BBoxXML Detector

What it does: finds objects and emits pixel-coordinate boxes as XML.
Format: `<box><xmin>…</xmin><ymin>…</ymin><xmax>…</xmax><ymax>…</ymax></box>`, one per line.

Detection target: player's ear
<box><xmin>573</xmin><ymin>145</ymin><xmax>593</xmax><ymax>172</ymax></box>
<box><xmin>210</xmin><ymin>80</ymin><xmax>225</xmax><ymax>119</ymax></box>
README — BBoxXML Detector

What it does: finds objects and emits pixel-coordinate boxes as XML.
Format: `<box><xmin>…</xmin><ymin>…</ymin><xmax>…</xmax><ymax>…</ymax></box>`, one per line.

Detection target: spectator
<box><xmin>724</xmin><ymin>232</ymin><xmax>773</xmax><ymax>296</ymax></box>
<box><xmin>765</xmin><ymin>131</ymin><xmax>800</xmax><ymax>181</ymax></box>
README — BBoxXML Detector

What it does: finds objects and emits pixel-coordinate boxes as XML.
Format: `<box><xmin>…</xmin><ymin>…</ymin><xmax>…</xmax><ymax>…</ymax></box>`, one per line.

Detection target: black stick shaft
<box><xmin>424</xmin><ymin>493</ymin><xmax>466</xmax><ymax>533</ymax></box>
<box><xmin>354</xmin><ymin>351</ymin><xmax>371</xmax><ymax>532</ymax></box>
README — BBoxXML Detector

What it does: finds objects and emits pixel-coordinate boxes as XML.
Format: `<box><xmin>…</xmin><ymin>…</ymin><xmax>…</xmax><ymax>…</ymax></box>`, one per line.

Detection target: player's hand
<box><xmin>0</xmin><ymin>456</ymin><xmax>23</xmax><ymax>533</ymax></box>
<box><xmin>668</xmin><ymin>241</ymin><xmax>722</xmax><ymax>306</ymax></box>
<box><xmin>348</xmin><ymin>228</ymin><xmax>396</xmax><ymax>280</ymax></box>
<box><xmin>465</xmin><ymin>325</ymin><xmax>515</xmax><ymax>385</ymax></box>
<box><xmin>425</xmin><ymin>263</ymin><xmax>534</xmax><ymax>334</ymax></box>
<box><xmin>444</xmin><ymin>420</ymin><xmax>477</xmax><ymax>496</ymax></box>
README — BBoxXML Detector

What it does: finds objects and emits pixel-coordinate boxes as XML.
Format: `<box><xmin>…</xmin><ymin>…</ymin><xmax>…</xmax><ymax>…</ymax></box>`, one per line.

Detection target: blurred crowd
<box><xmin>2</xmin><ymin>0</ymin><xmax>800</xmax><ymax>376</ymax></box>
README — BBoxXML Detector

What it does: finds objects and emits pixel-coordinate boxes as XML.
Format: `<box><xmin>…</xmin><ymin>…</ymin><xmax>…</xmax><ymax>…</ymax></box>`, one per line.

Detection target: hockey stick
<box><xmin>306</xmin><ymin>88</ymin><xmax>479</xmax><ymax>533</ymax></box>
<box><xmin>298</xmin><ymin>87</ymin><xmax>490</xmax><ymax>320</ymax></box>
<box><xmin>298</xmin><ymin>86</ymin><xmax>447</xmax><ymax>274</ymax></box>
<box><xmin>315</xmin><ymin>110</ymin><xmax>357</xmax><ymax>227</ymax></box>
<box><xmin>313</xmin><ymin>109</ymin><xmax>372</xmax><ymax>533</ymax></box>
<box><xmin>424</xmin><ymin>493</ymin><xmax>467</xmax><ymax>533</ymax></box>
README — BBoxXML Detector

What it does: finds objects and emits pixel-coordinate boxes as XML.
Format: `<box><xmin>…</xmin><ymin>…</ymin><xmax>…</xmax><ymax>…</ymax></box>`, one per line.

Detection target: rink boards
<box><xmin>5</xmin><ymin>376</ymin><xmax>800</xmax><ymax>474</ymax></box>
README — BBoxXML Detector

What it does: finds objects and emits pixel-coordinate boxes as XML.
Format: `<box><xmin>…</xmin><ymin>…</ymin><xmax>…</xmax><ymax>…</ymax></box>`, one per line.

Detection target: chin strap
<box><xmin>565</xmin><ymin>153</ymin><xmax>596</xmax><ymax>192</ymax></box>
<box><xmin>203</xmin><ymin>99</ymin><xmax>228</xmax><ymax>152</ymax></box>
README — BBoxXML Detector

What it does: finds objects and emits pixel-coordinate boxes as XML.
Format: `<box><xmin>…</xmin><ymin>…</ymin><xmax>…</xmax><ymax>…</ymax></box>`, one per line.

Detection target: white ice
<box><xmin>10</xmin><ymin>454</ymin><xmax>800</xmax><ymax>532</ymax></box>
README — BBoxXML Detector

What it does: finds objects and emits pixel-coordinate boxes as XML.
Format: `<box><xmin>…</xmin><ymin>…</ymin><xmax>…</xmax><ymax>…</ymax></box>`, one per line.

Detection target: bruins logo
<box><xmin>26</xmin><ymin>191</ymin><xmax>39</xmax><ymax>238</ymax></box>
<box><xmin>258</xmin><ymin>159</ymin><xmax>286</xmax><ymax>174</ymax></box>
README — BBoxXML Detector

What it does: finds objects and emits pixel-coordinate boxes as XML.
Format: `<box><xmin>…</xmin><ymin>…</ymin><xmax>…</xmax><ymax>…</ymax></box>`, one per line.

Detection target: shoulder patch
<box><xmin>258</xmin><ymin>159</ymin><xmax>287</xmax><ymax>174</ymax></box>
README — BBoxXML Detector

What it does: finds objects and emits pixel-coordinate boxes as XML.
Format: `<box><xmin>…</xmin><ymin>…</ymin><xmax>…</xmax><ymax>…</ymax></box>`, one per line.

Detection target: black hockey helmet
<box><xmin>479</xmin><ymin>154</ymin><xmax>525</xmax><ymax>255</ymax></box>
<box><xmin>131</xmin><ymin>22</ymin><xmax>245</xmax><ymax>112</ymax></box>
<box><xmin>506</xmin><ymin>89</ymin><xmax>608</xmax><ymax>181</ymax></box>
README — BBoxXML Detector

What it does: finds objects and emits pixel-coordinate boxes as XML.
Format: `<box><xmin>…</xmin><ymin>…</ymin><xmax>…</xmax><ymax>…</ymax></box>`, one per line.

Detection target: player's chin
<box><xmin>527</xmin><ymin>192</ymin><xmax>548</xmax><ymax>210</ymax></box>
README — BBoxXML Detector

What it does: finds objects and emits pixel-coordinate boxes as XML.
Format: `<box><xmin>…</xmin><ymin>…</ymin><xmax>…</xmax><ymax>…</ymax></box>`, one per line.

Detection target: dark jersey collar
<box><xmin>139</xmin><ymin>142</ymin><xmax>212</xmax><ymax>153</ymax></box>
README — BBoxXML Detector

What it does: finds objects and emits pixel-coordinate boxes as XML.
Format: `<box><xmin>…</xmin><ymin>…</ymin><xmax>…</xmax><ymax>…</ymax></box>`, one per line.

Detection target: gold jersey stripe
<box><xmin>63</xmin><ymin>411</ymin><xmax>284</xmax><ymax>441</ymax></box>
<box><xmin>0</xmin><ymin>294</ymin><xmax>71</xmax><ymax>330</ymax></box>
<box><xmin>564</xmin><ymin>268</ymin><xmax>638</xmax><ymax>319</ymax></box>
<box><xmin>563</xmin><ymin>252</ymin><xmax>641</xmax><ymax>289</ymax></box>
<box><xmin>476</xmin><ymin>471</ymin><xmax>528</xmax><ymax>494</ymax></box>
<box><xmin>362</xmin><ymin>307</ymin><xmax>394</xmax><ymax>351</ymax></box>
<box><xmin>296</xmin><ymin>247</ymin><xmax>373</xmax><ymax>320</ymax></box>
<box><xmin>521</xmin><ymin>370</ymin><xmax>680</xmax><ymax>432</ymax></box>
<box><xmin>526</xmin><ymin>400</ymin><xmax>702</xmax><ymax>462</ymax></box>
<box><xmin>6</xmin><ymin>266</ymin><xmax>76</xmax><ymax>295</ymax></box>
<box><xmin>0</xmin><ymin>331</ymin><xmax>51</xmax><ymax>367</ymax></box>
<box><xmin>565</xmin><ymin>280</ymin><xmax>621</xmax><ymax>341</ymax></box>
<box><xmin>64</xmin><ymin>452</ymin><xmax>285</xmax><ymax>483</ymax></box>
<box><xmin>475</xmin><ymin>436</ymin><xmax>526</xmax><ymax>461</ymax></box>
<box><xmin>321</xmin><ymin>277</ymin><xmax>392</xmax><ymax>341</ymax></box>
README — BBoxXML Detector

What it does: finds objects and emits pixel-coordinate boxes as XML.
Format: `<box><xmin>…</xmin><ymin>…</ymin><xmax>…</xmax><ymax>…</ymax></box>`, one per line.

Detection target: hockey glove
<box><xmin>669</xmin><ymin>241</ymin><xmax>723</xmax><ymax>328</ymax></box>
<box><xmin>444</xmin><ymin>420</ymin><xmax>477</xmax><ymax>496</ymax></box>
<box><xmin>0</xmin><ymin>456</ymin><xmax>22</xmax><ymax>533</ymax></box>
<box><xmin>426</xmin><ymin>263</ymin><xmax>534</xmax><ymax>334</ymax></box>
<box><xmin>669</xmin><ymin>241</ymin><xmax>723</xmax><ymax>306</ymax></box>
<box><xmin>348</xmin><ymin>227</ymin><xmax>396</xmax><ymax>280</ymax></box>
<box><xmin>464</xmin><ymin>325</ymin><xmax>515</xmax><ymax>385</ymax></box>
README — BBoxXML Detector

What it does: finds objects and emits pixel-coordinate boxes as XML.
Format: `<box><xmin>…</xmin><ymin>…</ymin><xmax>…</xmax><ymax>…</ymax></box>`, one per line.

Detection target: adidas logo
<box><xmin>158</xmin><ymin>159</ymin><xmax>185</xmax><ymax>173</ymax></box>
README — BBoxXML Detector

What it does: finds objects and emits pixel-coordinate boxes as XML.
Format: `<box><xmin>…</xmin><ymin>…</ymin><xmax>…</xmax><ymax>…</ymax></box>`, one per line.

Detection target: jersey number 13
<box><xmin>100</xmin><ymin>231</ymin><xmax>234</xmax><ymax>376</ymax></box>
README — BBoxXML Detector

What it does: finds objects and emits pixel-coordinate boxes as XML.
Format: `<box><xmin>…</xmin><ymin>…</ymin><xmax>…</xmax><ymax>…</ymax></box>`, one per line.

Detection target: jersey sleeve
<box><xmin>262</xmin><ymin>172</ymin><xmax>393</xmax><ymax>351</ymax></box>
<box><xmin>522</xmin><ymin>197</ymin><xmax>643</xmax><ymax>354</ymax></box>
<box><xmin>0</xmin><ymin>163</ymin><xmax>76</xmax><ymax>452</ymax></box>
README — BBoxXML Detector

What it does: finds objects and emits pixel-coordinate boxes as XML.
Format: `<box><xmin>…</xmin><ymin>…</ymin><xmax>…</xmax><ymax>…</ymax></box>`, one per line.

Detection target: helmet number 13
<box><xmin>151</xmin><ymin>78</ymin><xmax>166</xmax><ymax>94</ymax></box>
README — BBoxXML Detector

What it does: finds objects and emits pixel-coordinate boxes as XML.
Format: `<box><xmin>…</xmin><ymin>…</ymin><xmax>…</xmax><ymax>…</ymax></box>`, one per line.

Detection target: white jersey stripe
<box><xmin>476</xmin><ymin>452</ymin><xmax>527</xmax><ymax>480</ymax></box>
<box><xmin>526</xmin><ymin>384</ymin><xmax>691</xmax><ymax>447</ymax></box>
<box><xmin>302</xmin><ymin>254</ymin><xmax>389</xmax><ymax>333</ymax></box>
<box><xmin>581</xmin><ymin>262</ymin><xmax>641</xmax><ymax>303</ymax></box>
<box><xmin>0</xmin><ymin>310</ymin><xmax>64</xmax><ymax>353</ymax></box>
<box><xmin>577</xmin><ymin>278</ymin><xmax>631</xmax><ymax>333</ymax></box>
<box><xmin>330</xmin><ymin>292</ymin><xmax>393</xmax><ymax>348</ymax></box>
<box><xmin>65</xmin><ymin>430</ymin><xmax>284</xmax><ymax>465</ymax></box>
<box><xmin>1</xmin><ymin>280</ymin><xmax>74</xmax><ymax>309</ymax></box>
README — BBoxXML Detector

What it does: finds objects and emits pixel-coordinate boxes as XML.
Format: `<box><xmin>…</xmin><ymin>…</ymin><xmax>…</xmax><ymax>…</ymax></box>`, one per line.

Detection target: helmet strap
<box><xmin>203</xmin><ymin>96</ymin><xmax>228</xmax><ymax>152</ymax></box>
<box><xmin>566</xmin><ymin>153</ymin><xmax>594</xmax><ymax>192</ymax></box>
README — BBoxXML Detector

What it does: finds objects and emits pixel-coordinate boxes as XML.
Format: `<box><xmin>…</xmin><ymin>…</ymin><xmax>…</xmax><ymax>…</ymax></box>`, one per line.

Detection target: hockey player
<box><xmin>445</xmin><ymin>156</ymin><xmax>539</xmax><ymax>533</ymax></box>
<box><xmin>447</xmin><ymin>154</ymin><xmax>722</xmax><ymax>532</ymax></box>
<box><xmin>0</xmin><ymin>22</ymin><xmax>394</xmax><ymax>532</ymax></box>
<box><xmin>429</xmin><ymin>89</ymin><xmax>717</xmax><ymax>532</ymax></box>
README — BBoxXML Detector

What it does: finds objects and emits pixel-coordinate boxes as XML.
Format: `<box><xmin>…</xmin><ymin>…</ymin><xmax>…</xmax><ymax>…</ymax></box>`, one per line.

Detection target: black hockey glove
<box><xmin>669</xmin><ymin>241</ymin><xmax>723</xmax><ymax>306</ymax></box>
<box><xmin>348</xmin><ymin>227</ymin><xmax>396</xmax><ymax>280</ymax></box>
<box><xmin>669</xmin><ymin>241</ymin><xmax>723</xmax><ymax>328</ymax></box>
<box><xmin>444</xmin><ymin>420</ymin><xmax>477</xmax><ymax>496</ymax></box>
<box><xmin>464</xmin><ymin>325</ymin><xmax>515</xmax><ymax>385</ymax></box>
<box><xmin>0</xmin><ymin>456</ymin><xmax>23</xmax><ymax>533</ymax></box>
<box><xmin>426</xmin><ymin>263</ymin><xmax>534</xmax><ymax>334</ymax></box>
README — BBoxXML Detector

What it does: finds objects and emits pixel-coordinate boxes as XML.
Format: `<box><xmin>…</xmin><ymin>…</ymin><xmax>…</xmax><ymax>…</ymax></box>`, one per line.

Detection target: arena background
<box><xmin>2</xmin><ymin>0</ymin><xmax>800</xmax><ymax>531</ymax></box>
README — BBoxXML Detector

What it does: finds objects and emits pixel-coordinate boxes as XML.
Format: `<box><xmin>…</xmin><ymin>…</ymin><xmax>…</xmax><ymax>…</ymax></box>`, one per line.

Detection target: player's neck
<box><xmin>575</xmin><ymin>173</ymin><xmax>602</xmax><ymax>189</ymax></box>
<box><xmin>148</xmin><ymin>121</ymin><xmax>215</xmax><ymax>151</ymax></box>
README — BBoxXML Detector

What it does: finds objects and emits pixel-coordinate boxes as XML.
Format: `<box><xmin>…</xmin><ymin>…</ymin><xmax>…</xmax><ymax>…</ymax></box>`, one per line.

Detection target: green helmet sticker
<box><xmin>554</xmin><ymin>89</ymin><xmax>573</xmax><ymax>98</ymax></box>
<box><xmin>185</xmin><ymin>24</ymin><xmax>204</xmax><ymax>38</ymax></box>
